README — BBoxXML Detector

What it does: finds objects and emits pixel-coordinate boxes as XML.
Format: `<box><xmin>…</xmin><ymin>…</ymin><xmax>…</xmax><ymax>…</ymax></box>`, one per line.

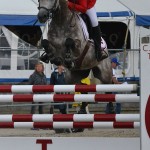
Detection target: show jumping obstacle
<box><xmin>0</xmin><ymin>83</ymin><xmax>141</xmax><ymax>150</ymax></box>
<box><xmin>1</xmin><ymin>41</ymin><xmax>150</xmax><ymax>149</ymax></box>
<box><xmin>0</xmin><ymin>84</ymin><xmax>137</xmax><ymax>93</ymax></box>
<box><xmin>0</xmin><ymin>93</ymin><xmax>139</xmax><ymax>103</ymax></box>
<box><xmin>0</xmin><ymin>122</ymin><xmax>139</xmax><ymax>129</ymax></box>
<box><xmin>0</xmin><ymin>114</ymin><xmax>140</xmax><ymax>122</ymax></box>
<box><xmin>0</xmin><ymin>86</ymin><xmax>139</xmax><ymax>130</ymax></box>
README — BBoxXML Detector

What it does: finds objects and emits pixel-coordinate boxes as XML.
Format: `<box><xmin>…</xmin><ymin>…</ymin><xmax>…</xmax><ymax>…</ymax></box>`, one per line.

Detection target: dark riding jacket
<box><xmin>50</xmin><ymin>69</ymin><xmax>65</xmax><ymax>85</ymax></box>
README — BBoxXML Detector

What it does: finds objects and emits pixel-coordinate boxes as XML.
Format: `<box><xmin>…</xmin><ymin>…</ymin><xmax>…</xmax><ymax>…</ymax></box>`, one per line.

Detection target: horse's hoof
<box><xmin>39</xmin><ymin>52</ymin><xmax>49</xmax><ymax>63</ymax></box>
<box><xmin>41</xmin><ymin>39</ymin><xmax>50</xmax><ymax>53</ymax></box>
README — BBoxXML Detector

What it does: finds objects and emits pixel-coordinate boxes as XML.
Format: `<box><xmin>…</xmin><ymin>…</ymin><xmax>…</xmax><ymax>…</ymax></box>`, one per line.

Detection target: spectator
<box><xmin>50</xmin><ymin>65</ymin><xmax>66</xmax><ymax>114</ymax></box>
<box><xmin>29</xmin><ymin>62</ymin><xmax>47</xmax><ymax>114</ymax></box>
<box><xmin>72</xmin><ymin>77</ymin><xmax>90</xmax><ymax>133</ymax></box>
<box><xmin>105</xmin><ymin>57</ymin><xmax>122</xmax><ymax>114</ymax></box>
<box><xmin>50</xmin><ymin>65</ymin><xmax>71</xmax><ymax>133</ymax></box>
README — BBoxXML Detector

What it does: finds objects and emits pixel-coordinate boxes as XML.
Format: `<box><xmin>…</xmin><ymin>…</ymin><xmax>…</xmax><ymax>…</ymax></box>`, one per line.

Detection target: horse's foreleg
<box><xmin>40</xmin><ymin>39</ymin><xmax>58</xmax><ymax>64</ymax></box>
<box><xmin>64</xmin><ymin>38</ymin><xmax>75</xmax><ymax>69</ymax></box>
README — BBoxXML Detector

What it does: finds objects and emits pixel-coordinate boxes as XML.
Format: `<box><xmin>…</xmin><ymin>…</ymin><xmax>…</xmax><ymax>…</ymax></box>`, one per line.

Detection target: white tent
<box><xmin>95</xmin><ymin>0</ymin><xmax>133</xmax><ymax>18</ymax></box>
<box><xmin>0</xmin><ymin>0</ymin><xmax>149</xmax><ymax>26</ymax></box>
<box><xmin>119</xmin><ymin>0</ymin><xmax>150</xmax><ymax>26</ymax></box>
<box><xmin>95</xmin><ymin>0</ymin><xmax>150</xmax><ymax>26</ymax></box>
<box><xmin>0</xmin><ymin>0</ymin><xmax>40</xmax><ymax>26</ymax></box>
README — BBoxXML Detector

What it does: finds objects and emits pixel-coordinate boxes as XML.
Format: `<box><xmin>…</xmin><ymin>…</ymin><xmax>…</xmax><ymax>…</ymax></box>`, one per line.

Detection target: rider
<box><xmin>67</xmin><ymin>0</ymin><xmax>108</xmax><ymax>61</ymax></box>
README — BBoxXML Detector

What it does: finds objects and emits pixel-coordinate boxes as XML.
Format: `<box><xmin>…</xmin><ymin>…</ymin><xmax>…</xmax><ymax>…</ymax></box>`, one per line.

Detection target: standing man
<box><xmin>50</xmin><ymin>65</ymin><xmax>66</xmax><ymax>114</ymax></box>
<box><xmin>29</xmin><ymin>62</ymin><xmax>47</xmax><ymax>114</ymax></box>
<box><xmin>105</xmin><ymin>58</ymin><xmax>122</xmax><ymax>114</ymax></box>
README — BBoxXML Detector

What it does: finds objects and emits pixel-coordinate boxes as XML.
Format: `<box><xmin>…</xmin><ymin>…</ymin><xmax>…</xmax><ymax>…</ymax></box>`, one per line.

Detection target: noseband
<box><xmin>38</xmin><ymin>0</ymin><xmax>59</xmax><ymax>19</ymax></box>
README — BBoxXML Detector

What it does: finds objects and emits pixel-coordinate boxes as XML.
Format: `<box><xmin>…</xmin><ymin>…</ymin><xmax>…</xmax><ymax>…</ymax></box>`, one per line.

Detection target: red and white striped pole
<box><xmin>0</xmin><ymin>84</ymin><xmax>137</xmax><ymax>93</ymax></box>
<box><xmin>0</xmin><ymin>114</ymin><xmax>140</xmax><ymax>122</ymax></box>
<box><xmin>0</xmin><ymin>94</ymin><xmax>139</xmax><ymax>103</ymax></box>
<box><xmin>0</xmin><ymin>122</ymin><xmax>140</xmax><ymax>129</ymax></box>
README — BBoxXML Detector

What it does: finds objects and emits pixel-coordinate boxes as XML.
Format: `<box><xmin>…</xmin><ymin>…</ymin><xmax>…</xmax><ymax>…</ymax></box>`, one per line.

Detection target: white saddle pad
<box><xmin>77</xmin><ymin>14</ymin><xmax>107</xmax><ymax>50</ymax></box>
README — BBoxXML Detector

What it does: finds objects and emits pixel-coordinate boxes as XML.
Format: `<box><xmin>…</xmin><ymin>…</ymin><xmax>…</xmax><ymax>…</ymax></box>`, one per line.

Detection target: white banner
<box><xmin>0</xmin><ymin>137</ymin><xmax>139</xmax><ymax>150</ymax></box>
<box><xmin>141</xmin><ymin>42</ymin><xmax>150</xmax><ymax>150</ymax></box>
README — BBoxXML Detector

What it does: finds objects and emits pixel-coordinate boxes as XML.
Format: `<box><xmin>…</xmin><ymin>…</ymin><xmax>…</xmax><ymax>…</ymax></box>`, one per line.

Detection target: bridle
<box><xmin>38</xmin><ymin>0</ymin><xmax>59</xmax><ymax>19</ymax></box>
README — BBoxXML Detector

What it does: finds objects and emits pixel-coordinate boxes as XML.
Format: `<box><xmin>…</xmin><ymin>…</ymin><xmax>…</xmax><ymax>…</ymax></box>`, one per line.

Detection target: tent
<box><xmin>95</xmin><ymin>0</ymin><xmax>150</xmax><ymax>27</ymax></box>
<box><xmin>95</xmin><ymin>0</ymin><xmax>133</xmax><ymax>18</ymax></box>
<box><xmin>0</xmin><ymin>0</ymin><xmax>149</xmax><ymax>26</ymax></box>
<box><xmin>119</xmin><ymin>0</ymin><xmax>150</xmax><ymax>26</ymax></box>
<box><xmin>0</xmin><ymin>0</ymin><xmax>40</xmax><ymax>26</ymax></box>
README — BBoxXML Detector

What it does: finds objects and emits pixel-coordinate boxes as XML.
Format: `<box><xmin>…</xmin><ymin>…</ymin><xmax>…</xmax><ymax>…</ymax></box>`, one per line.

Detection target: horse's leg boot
<box><xmin>92</xmin><ymin>26</ymin><xmax>108</xmax><ymax>61</ymax></box>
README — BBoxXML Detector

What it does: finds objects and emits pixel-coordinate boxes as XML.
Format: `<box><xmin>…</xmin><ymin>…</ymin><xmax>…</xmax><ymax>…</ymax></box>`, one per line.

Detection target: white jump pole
<box><xmin>0</xmin><ymin>94</ymin><xmax>139</xmax><ymax>103</ymax></box>
<box><xmin>0</xmin><ymin>84</ymin><xmax>137</xmax><ymax>93</ymax></box>
<box><xmin>0</xmin><ymin>121</ymin><xmax>140</xmax><ymax>129</ymax></box>
<box><xmin>0</xmin><ymin>114</ymin><xmax>140</xmax><ymax>122</ymax></box>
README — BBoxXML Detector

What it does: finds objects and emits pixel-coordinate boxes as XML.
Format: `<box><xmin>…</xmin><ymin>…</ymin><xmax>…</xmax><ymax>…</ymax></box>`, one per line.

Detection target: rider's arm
<box><xmin>68</xmin><ymin>0</ymin><xmax>87</xmax><ymax>13</ymax></box>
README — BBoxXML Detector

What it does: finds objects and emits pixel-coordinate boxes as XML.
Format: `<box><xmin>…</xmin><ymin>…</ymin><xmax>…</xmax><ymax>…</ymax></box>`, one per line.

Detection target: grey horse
<box><xmin>37</xmin><ymin>0</ymin><xmax>112</xmax><ymax>84</ymax></box>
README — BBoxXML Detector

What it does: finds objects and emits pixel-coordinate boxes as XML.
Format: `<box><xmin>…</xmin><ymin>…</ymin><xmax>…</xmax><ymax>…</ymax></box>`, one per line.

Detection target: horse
<box><xmin>37</xmin><ymin>0</ymin><xmax>112</xmax><ymax>84</ymax></box>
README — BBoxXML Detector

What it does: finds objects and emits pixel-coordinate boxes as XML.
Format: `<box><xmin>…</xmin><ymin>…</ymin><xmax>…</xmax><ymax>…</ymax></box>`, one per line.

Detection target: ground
<box><xmin>0</xmin><ymin>128</ymin><xmax>139</xmax><ymax>137</ymax></box>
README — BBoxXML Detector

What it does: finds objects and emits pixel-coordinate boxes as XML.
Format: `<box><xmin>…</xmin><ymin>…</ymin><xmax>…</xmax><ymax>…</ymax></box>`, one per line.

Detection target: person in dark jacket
<box><xmin>29</xmin><ymin>62</ymin><xmax>47</xmax><ymax>114</ymax></box>
<box><xmin>50</xmin><ymin>65</ymin><xmax>71</xmax><ymax>133</ymax></box>
<box><xmin>50</xmin><ymin>65</ymin><xmax>66</xmax><ymax>114</ymax></box>
<box><xmin>50</xmin><ymin>65</ymin><xmax>65</xmax><ymax>85</ymax></box>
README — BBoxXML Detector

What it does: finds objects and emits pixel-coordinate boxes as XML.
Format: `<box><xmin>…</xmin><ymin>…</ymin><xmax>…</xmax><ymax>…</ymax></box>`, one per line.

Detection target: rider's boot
<box><xmin>92</xmin><ymin>26</ymin><xmax>108</xmax><ymax>61</ymax></box>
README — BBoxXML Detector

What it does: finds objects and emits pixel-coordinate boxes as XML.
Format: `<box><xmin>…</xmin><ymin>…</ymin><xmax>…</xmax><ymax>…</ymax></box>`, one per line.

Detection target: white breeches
<box><xmin>86</xmin><ymin>7</ymin><xmax>98</xmax><ymax>27</ymax></box>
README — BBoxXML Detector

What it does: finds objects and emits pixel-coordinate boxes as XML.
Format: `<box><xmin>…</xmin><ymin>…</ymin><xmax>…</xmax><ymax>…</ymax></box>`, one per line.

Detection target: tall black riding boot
<box><xmin>92</xmin><ymin>26</ymin><xmax>108</xmax><ymax>61</ymax></box>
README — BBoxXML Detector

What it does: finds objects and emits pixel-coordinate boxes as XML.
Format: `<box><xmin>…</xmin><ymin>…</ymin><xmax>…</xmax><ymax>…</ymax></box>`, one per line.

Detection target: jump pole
<box><xmin>0</xmin><ymin>121</ymin><xmax>140</xmax><ymax>129</ymax></box>
<box><xmin>0</xmin><ymin>94</ymin><xmax>139</xmax><ymax>103</ymax></box>
<box><xmin>0</xmin><ymin>84</ymin><xmax>137</xmax><ymax>93</ymax></box>
<box><xmin>0</xmin><ymin>114</ymin><xmax>140</xmax><ymax>122</ymax></box>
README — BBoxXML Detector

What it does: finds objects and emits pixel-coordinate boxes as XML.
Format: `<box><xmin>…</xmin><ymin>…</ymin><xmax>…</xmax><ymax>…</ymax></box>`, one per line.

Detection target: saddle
<box><xmin>79</xmin><ymin>14</ymin><xmax>107</xmax><ymax>51</ymax></box>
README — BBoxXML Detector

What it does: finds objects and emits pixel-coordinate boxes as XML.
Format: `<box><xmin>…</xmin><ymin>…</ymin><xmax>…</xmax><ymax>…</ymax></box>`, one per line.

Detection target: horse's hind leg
<box><xmin>65</xmin><ymin>69</ymin><xmax>91</xmax><ymax>84</ymax></box>
<box><xmin>92</xmin><ymin>59</ymin><xmax>114</xmax><ymax>114</ymax></box>
<box><xmin>92</xmin><ymin>59</ymin><xmax>112</xmax><ymax>84</ymax></box>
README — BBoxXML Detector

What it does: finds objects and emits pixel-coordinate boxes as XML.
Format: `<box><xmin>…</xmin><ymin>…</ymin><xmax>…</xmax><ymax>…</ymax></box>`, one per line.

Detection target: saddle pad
<box><xmin>76</xmin><ymin>14</ymin><xmax>107</xmax><ymax>51</ymax></box>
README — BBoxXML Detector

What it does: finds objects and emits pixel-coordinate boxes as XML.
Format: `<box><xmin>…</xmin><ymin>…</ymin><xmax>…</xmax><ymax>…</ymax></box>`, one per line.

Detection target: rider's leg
<box><xmin>86</xmin><ymin>7</ymin><xmax>108</xmax><ymax>61</ymax></box>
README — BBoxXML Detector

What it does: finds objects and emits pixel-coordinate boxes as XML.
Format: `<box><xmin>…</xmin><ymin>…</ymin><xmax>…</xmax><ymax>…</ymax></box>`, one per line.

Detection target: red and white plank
<box><xmin>0</xmin><ymin>94</ymin><xmax>139</xmax><ymax>103</ymax></box>
<box><xmin>0</xmin><ymin>122</ymin><xmax>140</xmax><ymax>129</ymax></box>
<box><xmin>0</xmin><ymin>114</ymin><xmax>140</xmax><ymax>122</ymax></box>
<box><xmin>0</xmin><ymin>84</ymin><xmax>137</xmax><ymax>93</ymax></box>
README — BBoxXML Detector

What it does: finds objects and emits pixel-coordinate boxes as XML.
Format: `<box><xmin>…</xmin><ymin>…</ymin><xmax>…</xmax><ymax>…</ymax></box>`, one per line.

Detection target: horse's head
<box><xmin>38</xmin><ymin>0</ymin><xmax>59</xmax><ymax>23</ymax></box>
